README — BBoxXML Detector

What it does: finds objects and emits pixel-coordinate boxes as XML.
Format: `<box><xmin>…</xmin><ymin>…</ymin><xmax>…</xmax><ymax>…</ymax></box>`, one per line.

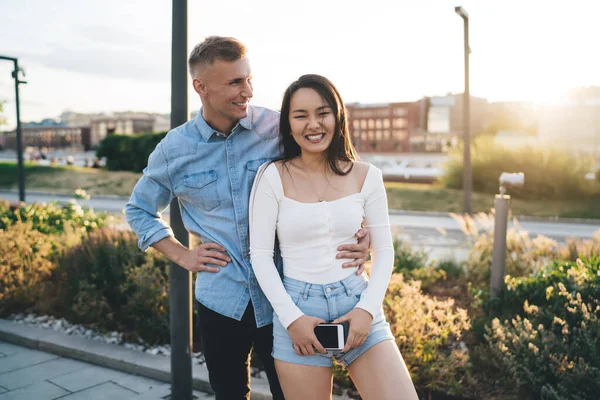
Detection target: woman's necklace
<box><xmin>307</xmin><ymin>175</ymin><xmax>328</xmax><ymax>202</ymax></box>
<box><xmin>294</xmin><ymin>160</ymin><xmax>329</xmax><ymax>202</ymax></box>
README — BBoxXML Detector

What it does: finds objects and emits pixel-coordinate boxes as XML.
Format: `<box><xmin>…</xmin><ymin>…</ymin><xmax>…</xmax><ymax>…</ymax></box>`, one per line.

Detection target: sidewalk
<box><xmin>0</xmin><ymin>319</ymin><xmax>352</xmax><ymax>400</ymax></box>
<box><xmin>0</xmin><ymin>319</ymin><xmax>273</xmax><ymax>399</ymax></box>
<box><xmin>0</xmin><ymin>340</ymin><xmax>214</xmax><ymax>400</ymax></box>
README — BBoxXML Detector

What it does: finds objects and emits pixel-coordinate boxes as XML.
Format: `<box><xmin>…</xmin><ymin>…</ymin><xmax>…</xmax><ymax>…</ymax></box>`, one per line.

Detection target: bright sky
<box><xmin>1</xmin><ymin>0</ymin><xmax>599</xmax><ymax>129</ymax></box>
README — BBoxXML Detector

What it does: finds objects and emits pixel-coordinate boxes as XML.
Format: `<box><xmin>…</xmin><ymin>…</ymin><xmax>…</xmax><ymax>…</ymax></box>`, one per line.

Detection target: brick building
<box><xmin>346</xmin><ymin>101</ymin><xmax>423</xmax><ymax>153</ymax></box>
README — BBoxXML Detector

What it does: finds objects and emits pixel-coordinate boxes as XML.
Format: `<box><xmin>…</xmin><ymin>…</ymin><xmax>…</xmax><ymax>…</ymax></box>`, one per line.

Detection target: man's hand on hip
<box><xmin>180</xmin><ymin>242</ymin><xmax>231</xmax><ymax>273</ymax></box>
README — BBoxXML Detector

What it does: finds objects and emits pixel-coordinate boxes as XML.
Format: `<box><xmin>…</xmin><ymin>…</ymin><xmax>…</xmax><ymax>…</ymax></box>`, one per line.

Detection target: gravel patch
<box><xmin>7</xmin><ymin>313</ymin><xmax>205</xmax><ymax>364</ymax></box>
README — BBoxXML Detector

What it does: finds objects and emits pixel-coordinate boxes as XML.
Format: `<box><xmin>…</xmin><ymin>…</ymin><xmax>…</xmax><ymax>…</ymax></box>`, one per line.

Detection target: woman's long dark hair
<box><xmin>279</xmin><ymin>74</ymin><xmax>358</xmax><ymax>176</ymax></box>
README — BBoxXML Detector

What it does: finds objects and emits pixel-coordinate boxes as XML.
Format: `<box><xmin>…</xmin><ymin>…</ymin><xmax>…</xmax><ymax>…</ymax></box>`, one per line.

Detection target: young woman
<box><xmin>249</xmin><ymin>74</ymin><xmax>418</xmax><ymax>400</ymax></box>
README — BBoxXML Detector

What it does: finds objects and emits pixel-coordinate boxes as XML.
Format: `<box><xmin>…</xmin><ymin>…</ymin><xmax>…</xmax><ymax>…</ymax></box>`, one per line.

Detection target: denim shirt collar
<box><xmin>194</xmin><ymin>107</ymin><xmax>254</xmax><ymax>142</ymax></box>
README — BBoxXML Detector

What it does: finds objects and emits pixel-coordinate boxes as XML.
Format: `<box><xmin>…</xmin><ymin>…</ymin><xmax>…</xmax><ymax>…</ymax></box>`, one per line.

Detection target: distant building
<box><xmin>485</xmin><ymin>101</ymin><xmax>538</xmax><ymax>136</ymax></box>
<box><xmin>538</xmin><ymin>102</ymin><xmax>600</xmax><ymax>154</ymax></box>
<box><xmin>2</xmin><ymin>126</ymin><xmax>89</xmax><ymax>150</ymax></box>
<box><xmin>346</xmin><ymin>101</ymin><xmax>422</xmax><ymax>153</ymax></box>
<box><xmin>89</xmin><ymin>112</ymin><xmax>154</xmax><ymax>148</ymax></box>
<box><xmin>1</xmin><ymin>111</ymin><xmax>171</xmax><ymax>151</ymax></box>
<box><xmin>536</xmin><ymin>87</ymin><xmax>600</xmax><ymax>154</ymax></box>
<box><xmin>404</xmin><ymin>94</ymin><xmax>488</xmax><ymax>152</ymax></box>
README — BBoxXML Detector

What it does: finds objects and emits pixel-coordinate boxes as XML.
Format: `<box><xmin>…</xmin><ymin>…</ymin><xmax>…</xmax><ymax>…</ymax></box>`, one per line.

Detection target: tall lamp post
<box><xmin>0</xmin><ymin>55</ymin><xmax>27</xmax><ymax>202</ymax></box>
<box><xmin>169</xmin><ymin>1</ymin><xmax>192</xmax><ymax>399</ymax></box>
<box><xmin>455</xmin><ymin>6</ymin><xmax>472</xmax><ymax>214</ymax></box>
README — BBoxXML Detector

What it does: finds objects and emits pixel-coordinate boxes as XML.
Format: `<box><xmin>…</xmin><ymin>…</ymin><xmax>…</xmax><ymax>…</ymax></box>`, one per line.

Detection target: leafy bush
<box><xmin>49</xmin><ymin>228</ymin><xmax>170</xmax><ymax>344</ymax></box>
<box><xmin>96</xmin><ymin>131</ymin><xmax>167</xmax><ymax>172</ymax></box>
<box><xmin>393</xmin><ymin>238</ymin><xmax>449</xmax><ymax>290</ymax></box>
<box><xmin>394</xmin><ymin>238</ymin><xmax>429</xmax><ymax>272</ymax></box>
<box><xmin>0</xmin><ymin>222</ymin><xmax>60</xmax><ymax>314</ymax></box>
<box><xmin>384</xmin><ymin>274</ymin><xmax>473</xmax><ymax>397</ymax></box>
<box><xmin>440</xmin><ymin>139</ymin><xmax>599</xmax><ymax>200</ymax></box>
<box><xmin>0</xmin><ymin>199</ymin><xmax>110</xmax><ymax>234</ymax></box>
<box><xmin>437</xmin><ymin>258</ymin><xmax>466</xmax><ymax>280</ymax></box>
<box><xmin>485</xmin><ymin>258</ymin><xmax>600</xmax><ymax>399</ymax></box>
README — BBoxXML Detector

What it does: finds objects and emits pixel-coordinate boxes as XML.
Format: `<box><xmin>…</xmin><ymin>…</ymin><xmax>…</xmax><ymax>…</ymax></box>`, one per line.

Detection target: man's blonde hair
<box><xmin>188</xmin><ymin>36</ymin><xmax>247</xmax><ymax>76</ymax></box>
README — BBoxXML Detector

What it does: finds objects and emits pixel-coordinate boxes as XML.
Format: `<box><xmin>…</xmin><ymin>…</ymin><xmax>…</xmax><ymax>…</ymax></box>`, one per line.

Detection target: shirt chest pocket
<box><xmin>247</xmin><ymin>158</ymin><xmax>273</xmax><ymax>193</ymax></box>
<box><xmin>183</xmin><ymin>170</ymin><xmax>220</xmax><ymax>211</ymax></box>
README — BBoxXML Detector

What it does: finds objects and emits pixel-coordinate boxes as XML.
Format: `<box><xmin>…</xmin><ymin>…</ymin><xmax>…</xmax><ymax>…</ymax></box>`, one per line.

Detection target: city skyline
<box><xmin>1</xmin><ymin>0</ymin><xmax>599</xmax><ymax>130</ymax></box>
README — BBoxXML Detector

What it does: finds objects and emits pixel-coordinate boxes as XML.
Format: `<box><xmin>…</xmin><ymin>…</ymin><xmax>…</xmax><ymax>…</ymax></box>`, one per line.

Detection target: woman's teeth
<box><xmin>306</xmin><ymin>133</ymin><xmax>324</xmax><ymax>141</ymax></box>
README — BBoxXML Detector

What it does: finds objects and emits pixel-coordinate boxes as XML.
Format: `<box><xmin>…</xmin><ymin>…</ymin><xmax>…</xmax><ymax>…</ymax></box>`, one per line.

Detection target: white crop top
<box><xmin>249</xmin><ymin>162</ymin><xmax>394</xmax><ymax>329</ymax></box>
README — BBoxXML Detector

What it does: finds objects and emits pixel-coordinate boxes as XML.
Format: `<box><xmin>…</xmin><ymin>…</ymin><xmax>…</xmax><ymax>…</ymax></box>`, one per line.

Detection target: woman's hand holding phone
<box><xmin>287</xmin><ymin>315</ymin><xmax>327</xmax><ymax>356</ymax></box>
<box><xmin>332</xmin><ymin>308</ymin><xmax>373</xmax><ymax>352</ymax></box>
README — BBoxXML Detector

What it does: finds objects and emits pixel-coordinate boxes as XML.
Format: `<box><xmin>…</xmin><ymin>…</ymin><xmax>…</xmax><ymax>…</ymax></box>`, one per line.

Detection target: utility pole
<box><xmin>455</xmin><ymin>6</ymin><xmax>472</xmax><ymax>214</ymax></box>
<box><xmin>169</xmin><ymin>1</ymin><xmax>192</xmax><ymax>399</ymax></box>
<box><xmin>0</xmin><ymin>55</ymin><xmax>27</xmax><ymax>202</ymax></box>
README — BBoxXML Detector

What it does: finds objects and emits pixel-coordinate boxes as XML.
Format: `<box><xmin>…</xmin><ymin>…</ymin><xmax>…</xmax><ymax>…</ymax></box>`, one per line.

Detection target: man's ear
<box><xmin>193</xmin><ymin>77</ymin><xmax>207</xmax><ymax>96</ymax></box>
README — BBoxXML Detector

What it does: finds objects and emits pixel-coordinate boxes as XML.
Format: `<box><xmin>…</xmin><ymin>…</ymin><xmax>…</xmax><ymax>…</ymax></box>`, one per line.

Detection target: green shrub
<box><xmin>119</xmin><ymin>257</ymin><xmax>170</xmax><ymax>344</ymax></box>
<box><xmin>393</xmin><ymin>239</ymin><xmax>459</xmax><ymax>290</ymax></box>
<box><xmin>0</xmin><ymin>199</ymin><xmax>110</xmax><ymax>234</ymax></box>
<box><xmin>485</xmin><ymin>258</ymin><xmax>600</xmax><ymax>399</ymax></box>
<box><xmin>384</xmin><ymin>274</ymin><xmax>473</xmax><ymax>397</ymax></box>
<box><xmin>0</xmin><ymin>222</ymin><xmax>59</xmax><ymax>315</ymax></box>
<box><xmin>96</xmin><ymin>132</ymin><xmax>167</xmax><ymax>172</ymax></box>
<box><xmin>436</xmin><ymin>258</ymin><xmax>465</xmax><ymax>280</ymax></box>
<box><xmin>393</xmin><ymin>238</ymin><xmax>429</xmax><ymax>272</ymax></box>
<box><xmin>440</xmin><ymin>139</ymin><xmax>599</xmax><ymax>200</ymax></box>
<box><xmin>49</xmin><ymin>228</ymin><xmax>170</xmax><ymax>344</ymax></box>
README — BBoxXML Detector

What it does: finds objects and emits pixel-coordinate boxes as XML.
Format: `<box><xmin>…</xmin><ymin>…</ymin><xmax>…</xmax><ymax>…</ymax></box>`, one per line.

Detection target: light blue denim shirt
<box><xmin>125</xmin><ymin>105</ymin><xmax>283</xmax><ymax>327</ymax></box>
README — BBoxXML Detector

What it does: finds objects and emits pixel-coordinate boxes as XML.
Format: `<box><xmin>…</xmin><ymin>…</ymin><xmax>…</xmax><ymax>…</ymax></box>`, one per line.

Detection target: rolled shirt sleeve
<box><xmin>125</xmin><ymin>142</ymin><xmax>175</xmax><ymax>251</ymax></box>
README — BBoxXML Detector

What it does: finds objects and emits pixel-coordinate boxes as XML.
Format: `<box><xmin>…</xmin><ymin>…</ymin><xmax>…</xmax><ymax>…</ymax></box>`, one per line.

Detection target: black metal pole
<box><xmin>14</xmin><ymin>60</ymin><xmax>25</xmax><ymax>202</ymax></box>
<box><xmin>455</xmin><ymin>7</ymin><xmax>472</xmax><ymax>214</ymax></box>
<box><xmin>0</xmin><ymin>55</ymin><xmax>26</xmax><ymax>202</ymax></box>
<box><xmin>169</xmin><ymin>1</ymin><xmax>192</xmax><ymax>399</ymax></box>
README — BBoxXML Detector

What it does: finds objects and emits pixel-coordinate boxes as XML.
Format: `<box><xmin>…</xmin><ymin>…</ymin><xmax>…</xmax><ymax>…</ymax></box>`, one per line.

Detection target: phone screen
<box><xmin>314</xmin><ymin>325</ymin><xmax>340</xmax><ymax>348</ymax></box>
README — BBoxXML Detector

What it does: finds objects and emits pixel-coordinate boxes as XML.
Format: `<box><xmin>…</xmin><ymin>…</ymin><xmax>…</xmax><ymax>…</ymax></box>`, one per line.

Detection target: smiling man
<box><xmin>125</xmin><ymin>36</ymin><xmax>369</xmax><ymax>400</ymax></box>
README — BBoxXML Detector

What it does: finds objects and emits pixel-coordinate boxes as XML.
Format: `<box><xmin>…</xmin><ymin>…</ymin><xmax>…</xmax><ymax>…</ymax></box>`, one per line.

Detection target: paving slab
<box><xmin>0</xmin><ymin>343</ymin><xmax>25</xmax><ymax>357</ymax></box>
<box><xmin>110</xmin><ymin>373</ymin><xmax>167</xmax><ymax>394</ymax></box>
<box><xmin>54</xmin><ymin>381</ymin><xmax>137</xmax><ymax>400</ymax></box>
<box><xmin>0</xmin><ymin>381</ymin><xmax>68</xmax><ymax>400</ymax></box>
<box><xmin>0</xmin><ymin>348</ymin><xmax>58</xmax><ymax>374</ymax></box>
<box><xmin>48</xmin><ymin>364</ymin><xmax>133</xmax><ymax>393</ymax></box>
<box><xmin>0</xmin><ymin>357</ymin><xmax>88</xmax><ymax>390</ymax></box>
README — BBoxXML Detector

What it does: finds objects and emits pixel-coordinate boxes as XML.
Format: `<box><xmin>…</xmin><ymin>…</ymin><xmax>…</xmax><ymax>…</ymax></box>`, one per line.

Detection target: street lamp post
<box><xmin>455</xmin><ymin>6</ymin><xmax>472</xmax><ymax>214</ymax></box>
<box><xmin>169</xmin><ymin>1</ymin><xmax>193</xmax><ymax>399</ymax></box>
<box><xmin>0</xmin><ymin>55</ymin><xmax>27</xmax><ymax>202</ymax></box>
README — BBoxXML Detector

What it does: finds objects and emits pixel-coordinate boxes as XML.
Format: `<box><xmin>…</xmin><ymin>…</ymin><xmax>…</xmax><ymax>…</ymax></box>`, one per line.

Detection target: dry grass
<box><xmin>0</xmin><ymin>162</ymin><xmax>141</xmax><ymax>197</ymax></box>
<box><xmin>385</xmin><ymin>181</ymin><xmax>600</xmax><ymax>219</ymax></box>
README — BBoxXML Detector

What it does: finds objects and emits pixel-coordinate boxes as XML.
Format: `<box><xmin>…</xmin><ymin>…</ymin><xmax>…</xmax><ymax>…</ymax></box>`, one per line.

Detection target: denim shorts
<box><xmin>272</xmin><ymin>272</ymin><xmax>395</xmax><ymax>367</ymax></box>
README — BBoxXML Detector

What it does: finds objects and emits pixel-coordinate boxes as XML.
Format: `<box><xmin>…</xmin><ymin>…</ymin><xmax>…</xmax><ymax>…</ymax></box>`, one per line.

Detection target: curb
<box><xmin>0</xmin><ymin>319</ymin><xmax>275</xmax><ymax>400</ymax></box>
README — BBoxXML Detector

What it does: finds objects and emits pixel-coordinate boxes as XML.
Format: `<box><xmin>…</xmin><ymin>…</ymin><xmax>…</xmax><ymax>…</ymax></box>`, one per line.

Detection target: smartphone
<box><xmin>314</xmin><ymin>323</ymin><xmax>346</xmax><ymax>351</ymax></box>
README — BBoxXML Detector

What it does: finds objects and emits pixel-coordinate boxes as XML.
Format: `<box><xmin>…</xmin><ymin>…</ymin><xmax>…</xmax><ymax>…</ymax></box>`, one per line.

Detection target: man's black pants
<box><xmin>196</xmin><ymin>301</ymin><xmax>285</xmax><ymax>400</ymax></box>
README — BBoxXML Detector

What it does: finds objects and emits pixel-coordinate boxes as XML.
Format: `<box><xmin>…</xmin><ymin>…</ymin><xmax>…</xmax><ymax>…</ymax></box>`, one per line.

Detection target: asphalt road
<box><xmin>2</xmin><ymin>190</ymin><xmax>598</xmax><ymax>262</ymax></box>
